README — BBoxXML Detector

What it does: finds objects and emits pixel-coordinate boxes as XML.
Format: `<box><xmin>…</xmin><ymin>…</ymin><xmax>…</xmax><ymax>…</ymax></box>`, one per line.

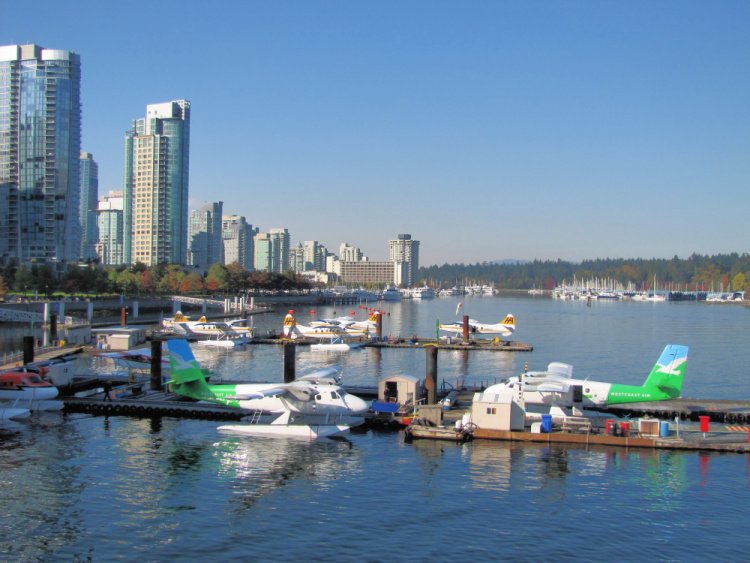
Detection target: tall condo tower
<box><xmin>79</xmin><ymin>152</ymin><xmax>99</xmax><ymax>261</ymax></box>
<box><xmin>268</xmin><ymin>228</ymin><xmax>290</xmax><ymax>273</ymax></box>
<box><xmin>389</xmin><ymin>234</ymin><xmax>420</xmax><ymax>286</ymax></box>
<box><xmin>96</xmin><ymin>191</ymin><xmax>124</xmax><ymax>266</ymax></box>
<box><xmin>0</xmin><ymin>44</ymin><xmax>82</xmax><ymax>267</ymax></box>
<box><xmin>189</xmin><ymin>201</ymin><xmax>224</xmax><ymax>269</ymax></box>
<box><xmin>222</xmin><ymin>215</ymin><xmax>256</xmax><ymax>271</ymax></box>
<box><xmin>124</xmin><ymin>100</ymin><xmax>190</xmax><ymax>265</ymax></box>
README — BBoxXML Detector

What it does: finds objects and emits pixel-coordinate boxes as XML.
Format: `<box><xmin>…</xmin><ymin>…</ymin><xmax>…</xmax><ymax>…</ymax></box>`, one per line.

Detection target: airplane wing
<box><xmin>228</xmin><ymin>387</ymin><xmax>293</xmax><ymax>401</ymax></box>
<box><xmin>535</xmin><ymin>381</ymin><xmax>571</xmax><ymax>393</ymax></box>
<box><xmin>296</xmin><ymin>367</ymin><xmax>341</xmax><ymax>384</ymax></box>
<box><xmin>282</xmin><ymin>383</ymin><xmax>316</xmax><ymax>401</ymax></box>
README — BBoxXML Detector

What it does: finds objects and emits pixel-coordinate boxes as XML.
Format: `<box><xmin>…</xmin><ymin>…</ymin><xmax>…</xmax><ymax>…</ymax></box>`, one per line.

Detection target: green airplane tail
<box><xmin>641</xmin><ymin>344</ymin><xmax>689</xmax><ymax>399</ymax></box>
<box><xmin>166</xmin><ymin>339</ymin><xmax>214</xmax><ymax>400</ymax></box>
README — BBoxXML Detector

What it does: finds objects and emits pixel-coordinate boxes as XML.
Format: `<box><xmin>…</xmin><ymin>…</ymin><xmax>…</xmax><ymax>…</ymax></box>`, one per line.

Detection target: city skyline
<box><xmin>4</xmin><ymin>1</ymin><xmax>748</xmax><ymax>265</ymax></box>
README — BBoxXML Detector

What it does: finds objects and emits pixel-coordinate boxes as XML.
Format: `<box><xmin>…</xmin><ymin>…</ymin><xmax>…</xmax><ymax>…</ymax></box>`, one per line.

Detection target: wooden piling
<box><xmin>376</xmin><ymin>312</ymin><xmax>383</xmax><ymax>339</ymax></box>
<box><xmin>283</xmin><ymin>342</ymin><xmax>296</xmax><ymax>383</ymax></box>
<box><xmin>462</xmin><ymin>314</ymin><xmax>469</xmax><ymax>343</ymax></box>
<box><xmin>425</xmin><ymin>345</ymin><xmax>438</xmax><ymax>404</ymax></box>
<box><xmin>150</xmin><ymin>338</ymin><xmax>163</xmax><ymax>391</ymax></box>
<box><xmin>23</xmin><ymin>336</ymin><xmax>34</xmax><ymax>365</ymax></box>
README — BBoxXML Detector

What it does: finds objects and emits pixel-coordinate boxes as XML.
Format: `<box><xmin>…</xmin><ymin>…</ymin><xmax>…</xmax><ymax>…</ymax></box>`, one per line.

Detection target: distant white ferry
<box><xmin>380</xmin><ymin>286</ymin><xmax>402</xmax><ymax>301</ymax></box>
<box><xmin>408</xmin><ymin>286</ymin><xmax>436</xmax><ymax>299</ymax></box>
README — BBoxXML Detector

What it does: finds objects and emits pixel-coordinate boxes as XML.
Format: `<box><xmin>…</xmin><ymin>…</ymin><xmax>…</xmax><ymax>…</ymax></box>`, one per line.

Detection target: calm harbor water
<box><xmin>2</xmin><ymin>296</ymin><xmax>750</xmax><ymax>561</ymax></box>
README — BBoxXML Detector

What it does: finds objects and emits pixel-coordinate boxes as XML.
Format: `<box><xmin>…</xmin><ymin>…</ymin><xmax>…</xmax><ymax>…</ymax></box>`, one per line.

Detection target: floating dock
<box><xmin>469</xmin><ymin>427</ymin><xmax>750</xmax><ymax>453</ymax></box>
<box><xmin>251</xmin><ymin>337</ymin><xmax>533</xmax><ymax>352</ymax></box>
<box><xmin>63</xmin><ymin>386</ymin><xmax>247</xmax><ymax>420</ymax></box>
<box><xmin>596</xmin><ymin>398</ymin><xmax>750</xmax><ymax>424</ymax></box>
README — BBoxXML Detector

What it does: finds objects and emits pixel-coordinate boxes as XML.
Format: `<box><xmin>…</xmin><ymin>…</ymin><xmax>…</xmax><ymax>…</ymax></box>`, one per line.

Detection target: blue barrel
<box><xmin>659</xmin><ymin>421</ymin><xmax>670</xmax><ymax>437</ymax></box>
<box><xmin>541</xmin><ymin>414</ymin><xmax>552</xmax><ymax>433</ymax></box>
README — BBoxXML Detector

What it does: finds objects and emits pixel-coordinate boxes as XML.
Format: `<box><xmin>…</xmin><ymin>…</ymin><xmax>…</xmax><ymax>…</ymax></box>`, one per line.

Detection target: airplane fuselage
<box><xmin>207</xmin><ymin>382</ymin><xmax>369</xmax><ymax>416</ymax></box>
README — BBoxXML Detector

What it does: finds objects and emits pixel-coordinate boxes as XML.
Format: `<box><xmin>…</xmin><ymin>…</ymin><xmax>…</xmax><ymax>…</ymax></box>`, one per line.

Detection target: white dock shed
<box><xmin>471</xmin><ymin>389</ymin><xmax>525</xmax><ymax>431</ymax></box>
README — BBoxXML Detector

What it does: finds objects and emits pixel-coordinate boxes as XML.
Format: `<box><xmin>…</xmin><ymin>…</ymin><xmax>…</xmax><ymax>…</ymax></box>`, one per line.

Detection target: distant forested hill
<box><xmin>418</xmin><ymin>253</ymin><xmax>750</xmax><ymax>292</ymax></box>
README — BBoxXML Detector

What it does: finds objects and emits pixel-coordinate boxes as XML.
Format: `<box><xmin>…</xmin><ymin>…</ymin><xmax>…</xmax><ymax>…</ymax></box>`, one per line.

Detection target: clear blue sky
<box><xmin>3</xmin><ymin>1</ymin><xmax>748</xmax><ymax>265</ymax></box>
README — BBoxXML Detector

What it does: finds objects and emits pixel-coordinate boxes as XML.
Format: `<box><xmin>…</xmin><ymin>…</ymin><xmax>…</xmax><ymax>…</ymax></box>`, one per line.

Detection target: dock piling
<box><xmin>150</xmin><ymin>338</ymin><xmax>163</xmax><ymax>391</ymax></box>
<box><xmin>425</xmin><ymin>345</ymin><xmax>438</xmax><ymax>404</ymax></box>
<box><xmin>283</xmin><ymin>342</ymin><xmax>296</xmax><ymax>383</ymax></box>
<box><xmin>23</xmin><ymin>336</ymin><xmax>34</xmax><ymax>364</ymax></box>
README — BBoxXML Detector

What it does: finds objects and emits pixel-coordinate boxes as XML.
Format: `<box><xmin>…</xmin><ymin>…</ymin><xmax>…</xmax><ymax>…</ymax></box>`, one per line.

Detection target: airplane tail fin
<box><xmin>642</xmin><ymin>344</ymin><xmax>688</xmax><ymax>399</ymax></box>
<box><xmin>166</xmin><ymin>339</ymin><xmax>213</xmax><ymax>397</ymax></box>
<box><xmin>282</xmin><ymin>311</ymin><xmax>296</xmax><ymax>338</ymax></box>
<box><xmin>501</xmin><ymin>314</ymin><xmax>515</xmax><ymax>328</ymax></box>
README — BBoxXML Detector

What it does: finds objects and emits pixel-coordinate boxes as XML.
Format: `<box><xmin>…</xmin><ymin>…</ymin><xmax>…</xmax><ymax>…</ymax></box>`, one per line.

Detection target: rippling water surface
<box><xmin>2</xmin><ymin>296</ymin><xmax>749</xmax><ymax>561</ymax></box>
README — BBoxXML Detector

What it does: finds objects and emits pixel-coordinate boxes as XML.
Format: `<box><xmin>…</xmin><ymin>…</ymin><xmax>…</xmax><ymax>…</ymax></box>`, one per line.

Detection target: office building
<box><xmin>79</xmin><ymin>152</ymin><xmax>99</xmax><ymax>261</ymax></box>
<box><xmin>389</xmin><ymin>234</ymin><xmax>420</xmax><ymax>286</ymax></box>
<box><xmin>0</xmin><ymin>44</ymin><xmax>81</xmax><ymax>267</ymax></box>
<box><xmin>124</xmin><ymin>100</ymin><xmax>190</xmax><ymax>265</ymax></box>
<box><xmin>188</xmin><ymin>201</ymin><xmax>223</xmax><ymax>269</ymax></box>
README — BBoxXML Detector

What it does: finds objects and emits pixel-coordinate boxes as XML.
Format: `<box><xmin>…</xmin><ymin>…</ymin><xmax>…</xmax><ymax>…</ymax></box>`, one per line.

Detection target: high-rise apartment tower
<box><xmin>388</xmin><ymin>234</ymin><xmax>420</xmax><ymax>286</ymax></box>
<box><xmin>123</xmin><ymin>100</ymin><xmax>190</xmax><ymax>266</ymax></box>
<box><xmin>0</xmin><ymin>44</ymin><xmax>82</xmax><ymax>267</ymax></box>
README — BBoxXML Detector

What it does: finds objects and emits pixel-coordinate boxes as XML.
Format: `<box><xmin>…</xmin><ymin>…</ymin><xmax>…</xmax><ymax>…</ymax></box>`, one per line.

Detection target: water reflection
<box><xmin>468</xmin><ymin>442</ymin><xmax>512</xmax><ymax>493</ymax></box>
<box><xmin>212</xmin><ymin>435</ymin><xmax>363</xmax><ymax>513</ymax></box>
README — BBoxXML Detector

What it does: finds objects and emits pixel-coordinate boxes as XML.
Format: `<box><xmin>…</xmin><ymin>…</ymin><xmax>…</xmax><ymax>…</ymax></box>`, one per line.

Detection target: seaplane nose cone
<box><xmin>349</xmin><ymin>395</ymin><xmax>370</xmax><ymax>415</ymax></box>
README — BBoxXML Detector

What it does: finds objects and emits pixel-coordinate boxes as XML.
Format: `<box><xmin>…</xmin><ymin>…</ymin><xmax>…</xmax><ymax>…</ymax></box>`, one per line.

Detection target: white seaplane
<box><xmin>167</xmin><ymin>339</ymin><xmax>370</xmax><ymax>438</ymax></box>
<box><xmin>439</xmin><ymin>314</ymin><xmax>516</xmax><ymax>337</ymax></box>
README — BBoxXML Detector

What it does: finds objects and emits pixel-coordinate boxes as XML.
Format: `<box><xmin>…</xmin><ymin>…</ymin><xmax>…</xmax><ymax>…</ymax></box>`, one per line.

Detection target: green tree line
<box><xmin>0</xmin><ymin>262</ymin><xmax>312</xmax><ymax>300</ymax></box>
<box><xmin>418</xmin><ymin>253</ymin><xmax>750</xmax><ymax>292</ymax></box>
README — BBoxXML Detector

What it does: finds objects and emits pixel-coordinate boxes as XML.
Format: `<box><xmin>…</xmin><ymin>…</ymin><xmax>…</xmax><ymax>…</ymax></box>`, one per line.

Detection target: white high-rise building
<box><xmin>388</xmin><ymin>234</ymin><xmax>420</xmax><ymax>286</ymax></box>
<box><xmin>339</xmin><ymin>242</ymin><xmax>363</xmax><ymax>262</ymax></box>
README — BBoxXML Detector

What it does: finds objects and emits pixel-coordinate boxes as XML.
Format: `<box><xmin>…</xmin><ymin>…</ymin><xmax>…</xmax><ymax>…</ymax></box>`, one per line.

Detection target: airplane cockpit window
<box><xmin>331</xmin><ymin>391</ymin><xmax>340</xmax><ymax>399</ymax></box>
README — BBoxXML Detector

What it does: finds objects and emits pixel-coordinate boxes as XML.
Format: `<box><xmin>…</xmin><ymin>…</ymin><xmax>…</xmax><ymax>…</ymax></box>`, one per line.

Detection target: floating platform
<box><xmin>596</xmin><ymin>398</ymin><xmax>750</xmax><ymax>424</ymax></box>
<box><xmin>471</xmin><ymin>427</ymin><xmax>750</xmax><ymax>453</ymax></box>
<box><xmin>63</xmin><ymin>387</ymin><xmax>247</xmax><ymax>420</ymax></box>
<box><xmin>251</xmin><ymin>337</ymin><xmax>533</xmax><ymax>352</ymax></box>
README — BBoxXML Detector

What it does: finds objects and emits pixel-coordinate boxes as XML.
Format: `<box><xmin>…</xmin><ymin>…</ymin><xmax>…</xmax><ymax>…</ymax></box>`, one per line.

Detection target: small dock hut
<box><xmin>377</xmin><ymin>374</ymin><xmax>423</xmax><ymax>409</ymax></box>
<box><xmin>471</xmin><ymin>388</ymin><xmax>525</xmax><ymax>431</ymax></box>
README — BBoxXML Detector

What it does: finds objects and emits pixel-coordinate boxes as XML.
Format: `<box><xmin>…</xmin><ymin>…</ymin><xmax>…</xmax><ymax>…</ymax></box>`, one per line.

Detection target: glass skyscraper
<box><xmin>0</xmin><ymin>44</ymin><xmax>82</xmax><ymax>267</ymax></box>
<box><xmin>79</xmin><ymin>151</ymin><xmax>99</xmax><ymax>261</ymax></box>
<box><xmin>124</xmin><ymin>100</ymin><xmax>190</xmax><ymax>266</ymax></box>
<box><xmin>188</xmin><ymin>201</ymin><xmax>223</xmax><ymax>269</ymax></box>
